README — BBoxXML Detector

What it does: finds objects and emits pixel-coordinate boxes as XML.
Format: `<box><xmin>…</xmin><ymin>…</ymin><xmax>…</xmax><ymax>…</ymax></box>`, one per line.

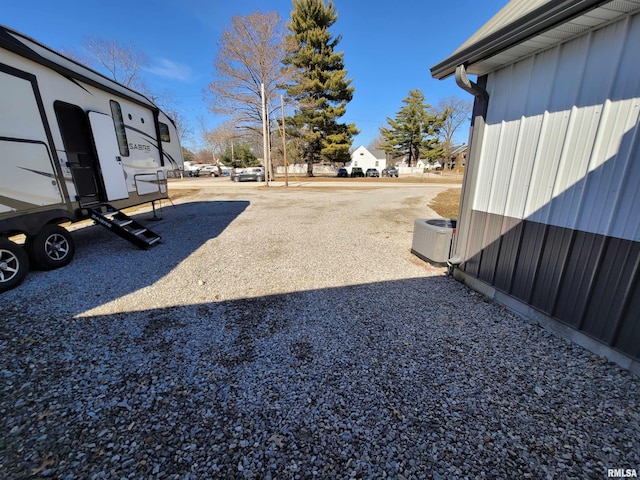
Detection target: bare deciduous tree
<box><xmin>203</xmin><ymin>120</ymin><xmax>242</xmax><ymax>165</ymax></box>
<box><xmin>207</xmin><ymin>10</ymin><xmax>292</xmax><ymax>135</ymax></box>
<box><xmin>438</xmin><ymin>96</ymin><xmax>473</xmax><ymax>164</ymax></box>
<box><xmin>64</xmin><ymin>39</ymin><xmax>188</xmax><ymax>143</ymax></box>
<box><xmin>82</xmin><ymin>38</ymin><xmax>149</xmax><ymax>91</ymax></box>
<box><xmin>367</xmin><ymin>133</ymin><xmax>386</xmax><ymax>152</ymax></box>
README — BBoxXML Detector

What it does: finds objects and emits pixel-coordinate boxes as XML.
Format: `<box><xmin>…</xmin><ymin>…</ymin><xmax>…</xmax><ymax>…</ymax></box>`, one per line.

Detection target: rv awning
<box><xmin>430</xmin><ymin>0</ymin><xmax>640</xmax><ymax>80</ymax></box>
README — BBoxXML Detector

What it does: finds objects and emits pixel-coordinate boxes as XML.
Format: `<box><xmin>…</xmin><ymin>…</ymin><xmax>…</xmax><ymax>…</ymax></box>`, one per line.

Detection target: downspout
<box><xmin>455</xmin><ymin>63</ymin><xmax>488</xmax><ymax>104</ymax></box>
<box><xmin>447</xmin><ymin>64</ymin><xmax>489</xmax><ymax>271</ymax></box>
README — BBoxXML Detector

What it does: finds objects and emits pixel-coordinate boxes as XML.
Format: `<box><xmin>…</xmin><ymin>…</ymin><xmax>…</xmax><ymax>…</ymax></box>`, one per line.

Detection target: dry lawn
<box><xmin>428</xmin><ymin>188</ymin><xmax>461</xmax><ymax>219</ymax></box>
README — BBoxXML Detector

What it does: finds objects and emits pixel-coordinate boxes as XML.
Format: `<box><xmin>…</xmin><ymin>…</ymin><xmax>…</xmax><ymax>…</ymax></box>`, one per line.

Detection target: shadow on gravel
<box><xmin>3</xmin><ymin>198</ymin><xmax>639</xmax><ymax>478</ymax></box>
<box><xmin>2</xmin><ymin>275</ymin><xmax>639</xmax><ymax>478</ymax></box>
<box><xmin>15</xmin><ymin>200</ymin><xmax>249</xmax><ymax>313</ymax></box>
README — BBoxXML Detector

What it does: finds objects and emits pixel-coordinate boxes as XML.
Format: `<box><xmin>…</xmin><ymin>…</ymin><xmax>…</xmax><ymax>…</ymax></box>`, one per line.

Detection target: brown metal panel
<box><xmin>493</xmin><ymin>216</ymin><xmax>524</xmax><ymax>292</ymax></box>
<box><xmin>462</xmin><ymin>210</ymin><xmax>487</xmax><ymax>278</ymax></box>
<box><xmin>615</xmin><ymin>274</ymin><xmax>640</xmax><ymax>359</ymax></box>
<box><xmin>554</xmin><ymin>231</ymin><xmax>605</xmax><ymax>328</ymax></box>
<box><xmin>582</xmin><ymin>238</ymin><xmax>640</xmax><ymax>344</ymax></box>
<box><xmin>478</xmin><ymin>213</ymin><xmax>504</xmax><ymax>284</ymax></box>
<box><xmin>510</xmin><ymin>221</ymin><xmax>547</xmax><ymax>302</ymax></box>
<box><xmin>530</xmin><ymin>225</ymin><xmax>573</xmax><ymax>314</ymax></box>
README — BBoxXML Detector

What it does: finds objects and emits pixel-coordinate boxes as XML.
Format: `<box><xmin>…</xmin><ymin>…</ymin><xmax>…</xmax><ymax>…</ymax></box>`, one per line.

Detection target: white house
<box><xmin>345</xmin><ymin>146</ymin><xmax>386</xmax><ymax>173</ymax></box>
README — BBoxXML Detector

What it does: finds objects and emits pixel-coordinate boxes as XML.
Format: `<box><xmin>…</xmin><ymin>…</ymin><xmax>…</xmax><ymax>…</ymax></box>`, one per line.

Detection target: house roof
<box><xmin>430</xmin><ymin>0</ymin><xmax>640</xmax><ymax>80</ymax></box>
<box><xmin>449</xmin><ymin>144</ymin><xmax>468</xmax><ymax>156</ymax></box>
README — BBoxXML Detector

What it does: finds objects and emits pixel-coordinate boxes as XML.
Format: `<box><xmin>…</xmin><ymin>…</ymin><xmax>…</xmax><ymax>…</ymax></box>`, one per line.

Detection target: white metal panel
<box><xmin>579</xmin><ymin>21</ymin><xmax>626</xmax><ymax>105</ymax></box>
<box><xmin>610</xmin><ymin>124</ymin><xmax>640</xmax><ymax>241</ymax></box>
<box><xmin>488</xmin><ymin>57</ymin><xmax>535</xmax><ymax>216</ymax></box>
<box><xmin>473</xmin><ymin>124</ymin><xmax>501</xmax><ymax>214</ymax></box>
<box><xmin>525</xmin><ymin>110</ymin><xmax>570</xmax><ymax>223</ymax></box>
<box><xmin>474</xmin><ymin>11</ymin><xmax>640</xmax><ymax>242</ymax></box>
<box><xmin>608</xmin><ymin>13</ymin><xmax>640</xmax><ymax>241</ymax></box>
<box><xmin>505</xmin><ymin>50</ymin><xmax>557</xmax><ymax>220</ymax></box>
<box><xmin>487</xmin><ymin>120</ymin><xmax>520</xmax><ymax>215</ymax></box>
<box><xmin>473</xmin><ymin>63</ymin><xmax>518</xmax><ymax>214</ymax></box>
<box><xmin>578</xmin><ymin>98</ymin><xmax>640</xmax><ymax>235</ymax></box>
<box><xmin>524</xmin><ymin>39</ymin><xmax>587</xmax><ymax>223</ymax></box>
<box><xmin>611</xmin><ymin>16</ymin><xmax>640</xmax><ymax>98</ymax></box>
<box><xmin>548</xmin><ymin>103</ymin><xmax>602</xmax><ymax>229</ymax></box>
<box><xmin>88</xmin><ymin>111</ymin><xmax>129</xmax><ymax>201</ymax></box>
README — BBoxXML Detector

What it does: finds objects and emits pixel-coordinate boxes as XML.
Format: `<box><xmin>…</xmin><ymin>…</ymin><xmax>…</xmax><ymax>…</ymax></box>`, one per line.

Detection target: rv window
<box><xmin>159</xmin><ymin>122</ymin><xmax>171</xmax><ymax>143</ymax></box>
<box><xmin>109</xmin><ymin>100</ymin><xmax>129</xmax><ymax>156</ymax></box>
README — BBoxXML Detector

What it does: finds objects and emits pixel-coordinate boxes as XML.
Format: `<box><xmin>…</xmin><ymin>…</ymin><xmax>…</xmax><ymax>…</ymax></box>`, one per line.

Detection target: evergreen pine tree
<box><xmin>380</xmin><ymin>90</ymin><xmax>446</xmax><ymax>167</ymax></box>
<box><xmin>284</xmin><ymin>0</ymin><xmax>358</xmax><ymax>176</ymax></box>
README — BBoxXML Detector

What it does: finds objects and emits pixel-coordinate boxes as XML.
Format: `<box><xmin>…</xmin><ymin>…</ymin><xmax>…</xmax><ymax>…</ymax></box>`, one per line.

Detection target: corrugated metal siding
<box><xmin>553</xmin><ymin>231</ymin><xmax>605</xmax><ymax>327</ymax></box>
<box><xmin>475</xmin><ymin>13</ymin><xmax>640</xmax><ymax>237</ymax></box>
<box><xmin>510</xmin><ymin>221</ymin><xmax>546</xmax><ymax>303</ymax></box>
<box><xmin>461</xmin><ymin>11</ymin><xmax>640</xmax><ymax>361</ymax></box>
<box><xmin>492</xmin><ymin>216</ymin><xmax>522</xmax><ymax>291</ymax></box>
<box><xmin>617</xmin><ymin>279</ymin><xmax>640</xmax><ymax>358</ymax></box>
<box><xmin>582</xmin><ymin>239</ymin><xmax>640</xmax><ymax>341</ymax></box>
<box><xmin>530</xmin><ymin>226</ymin><xmax>573</xmax><ymax>313</ymax></box>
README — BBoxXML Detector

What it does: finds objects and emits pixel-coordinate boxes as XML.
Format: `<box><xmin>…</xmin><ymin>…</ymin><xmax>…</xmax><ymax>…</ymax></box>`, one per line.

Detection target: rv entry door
<box><xmin>88</xmin><ymin>111</ymin><xmax>129</xmax><ymax>201</ymax></box>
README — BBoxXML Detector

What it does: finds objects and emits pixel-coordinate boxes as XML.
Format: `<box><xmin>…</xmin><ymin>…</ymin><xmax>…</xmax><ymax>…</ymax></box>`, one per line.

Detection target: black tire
<box><xmin>0</xmin><ymin>239</ymin><xmax>29</xmax><ymax>293</ymax></box>
<box><xmin>26</xmin><ymin>224</ymin><xmax>75</xmax><ymax>270</ymax></box>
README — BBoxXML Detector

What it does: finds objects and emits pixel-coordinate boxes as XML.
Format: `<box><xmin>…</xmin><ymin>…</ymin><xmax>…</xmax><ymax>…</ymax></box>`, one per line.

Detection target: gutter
<box><xmin>431</xmin><ymin>0</ymin><xmax>611</xmax><ymax>80</ymax></box>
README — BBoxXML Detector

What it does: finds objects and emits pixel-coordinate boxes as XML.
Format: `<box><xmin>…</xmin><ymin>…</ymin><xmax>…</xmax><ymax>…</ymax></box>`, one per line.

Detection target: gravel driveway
<box><xmin>1</xmin><ymin>179</ymin><xmax>638</xmax><ymax>479</ymax></box>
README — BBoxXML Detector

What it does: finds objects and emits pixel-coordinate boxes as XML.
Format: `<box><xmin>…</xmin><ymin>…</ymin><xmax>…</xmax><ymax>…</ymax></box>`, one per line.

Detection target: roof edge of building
<box><xmin>430</xmin><ymin>0</ymin><xmax>609</xmax><ymax>80</ymax></box>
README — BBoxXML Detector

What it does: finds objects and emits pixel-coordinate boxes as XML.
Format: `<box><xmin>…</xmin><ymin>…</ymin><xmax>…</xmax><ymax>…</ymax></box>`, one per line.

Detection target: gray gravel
<box><xmin>1</xmin><ymin>179</ymin><xmax>639</xmax><ymax>479</ymax></box>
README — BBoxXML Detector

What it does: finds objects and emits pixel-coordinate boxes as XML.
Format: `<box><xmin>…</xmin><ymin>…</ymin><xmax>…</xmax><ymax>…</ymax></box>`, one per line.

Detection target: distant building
<box><xmin>345</xmin><ymin>146</ymin><xmax>386</xmax><ymax>173</ymax></box>
<box><xmin>442</xmin><ymin>144</ymin><xmax>468</xmax><ymax>171</ymax></box>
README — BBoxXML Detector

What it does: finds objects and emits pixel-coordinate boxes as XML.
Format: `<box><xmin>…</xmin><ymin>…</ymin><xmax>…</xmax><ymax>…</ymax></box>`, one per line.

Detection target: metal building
<box><xmin>431</xmin><ymin>0</ymin><xmax>640</xmax><ymax>374</ymax></box>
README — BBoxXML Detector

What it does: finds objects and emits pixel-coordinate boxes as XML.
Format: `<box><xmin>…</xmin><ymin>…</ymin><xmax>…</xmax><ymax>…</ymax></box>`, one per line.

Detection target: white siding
<box><xmin>474</xmin><ymin>11</ymin><xmax>640</xmax><ymax>241</ymax></box>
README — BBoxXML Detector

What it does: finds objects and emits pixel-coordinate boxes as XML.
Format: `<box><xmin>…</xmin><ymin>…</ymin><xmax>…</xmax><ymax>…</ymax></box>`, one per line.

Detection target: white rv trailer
<box><xmin>0</xmin><ymin>24</ymin><xmax>184</xmax><ymax>292</ymax></box>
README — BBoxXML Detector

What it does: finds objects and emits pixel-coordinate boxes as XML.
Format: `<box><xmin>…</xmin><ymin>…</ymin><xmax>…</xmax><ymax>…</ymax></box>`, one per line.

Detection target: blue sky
<box><xmin>3</xmin><ymin>0</ymin><xmax>508</xmax><ymax>151</ymax></box>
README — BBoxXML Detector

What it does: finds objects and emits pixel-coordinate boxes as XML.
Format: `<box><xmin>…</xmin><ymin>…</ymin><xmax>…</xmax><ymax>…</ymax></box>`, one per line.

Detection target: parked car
<box><xmin>184</xmin><ymin>162</ymin><xmax>202</xmax><ymax>177</ymax></box>
<box><xmin>365</xmin><ymin>168</ymin><xmax>379</xmax><ymax>177</ymax></box>
<box><xmin>350</xmin><ymin>167</ymin><xmax>365</xmax><ymax>178</ymax></box>
<box><xmin>231</xmin><ymin>167</ymin><xmax>265</xmax><ymax>182</ymax></box>
<box><xmin>337</xmin><ymin>168</ymin><xmax>348</xmax><ymax>177</ymax></box>
<box><xmin>382</xmin><ymin>166</ymin><xmax>399</xmax><ymax>177</ymax></box>
<box><xmin>199</xmin><ymin>165</ymin><xmax>220</xmax><ymax>177</ymax></box>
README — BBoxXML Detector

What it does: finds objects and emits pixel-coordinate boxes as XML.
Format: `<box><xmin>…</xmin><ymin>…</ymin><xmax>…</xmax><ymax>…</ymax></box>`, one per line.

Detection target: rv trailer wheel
<box><xmin>26</xmin><ymin>225</ymin><xmax>76</xmax><ymax>270</ymax></box>
<box><xmin>0</xmin><ymin>239</ymin><xmax>29</xmax><ymax>293</ymax></box>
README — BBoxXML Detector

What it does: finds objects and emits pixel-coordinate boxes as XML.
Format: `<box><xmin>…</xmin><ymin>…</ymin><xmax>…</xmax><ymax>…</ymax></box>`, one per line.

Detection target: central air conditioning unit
<box><xmin>411</xmin><ymin>218</ymin><xmax>457</xmax><ymax>264</ymax></box>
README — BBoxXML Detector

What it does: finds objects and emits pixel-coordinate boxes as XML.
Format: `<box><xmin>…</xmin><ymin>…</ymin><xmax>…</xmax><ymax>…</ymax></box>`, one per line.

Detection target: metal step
<box><xmin>88</xmin><ymin>204</ymin><xmax>161</xmax><ymax>250</ymax></box>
